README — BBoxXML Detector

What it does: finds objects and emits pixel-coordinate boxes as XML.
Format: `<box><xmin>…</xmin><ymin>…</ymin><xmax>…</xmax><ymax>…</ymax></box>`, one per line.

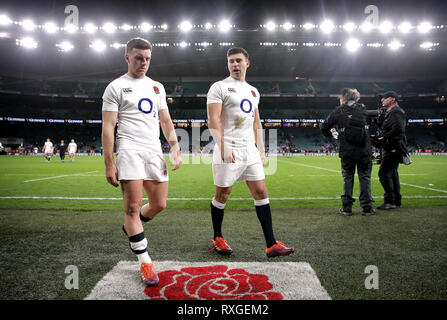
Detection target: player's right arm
<box><xmin>102</xmin><ymin>111</ymin><xmax>119</xmax><ymax>187</ymax></box>
<box><xmin>207</xmin><ymin>102</ymin><xmax>235</xmax><ymax>163</ymax></box>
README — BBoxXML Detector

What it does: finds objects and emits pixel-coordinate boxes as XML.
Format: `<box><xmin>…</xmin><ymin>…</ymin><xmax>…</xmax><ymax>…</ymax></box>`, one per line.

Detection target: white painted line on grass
<box><xmin>278</xmin><ymin>159</ymin><xmax>339</xmax><ymax>173</ymax></box>
<box><xmin>1</xmin><ymin>195</ymin><xmax>447</xmax><ymax>201</ymax></box>
<box><xmin>23</xmin><ymin>171</ymin><xmax>98</xmax><ymax>183</ymax></box>
<box><xmin>399</xmin><ymin>182</ymin><xmax>447</xmax><ymax>194</ymax></box>
<box><xmin>282</xmin><ymin>159</ymin><xmax>447</xmax><ymax>193</ymax></box>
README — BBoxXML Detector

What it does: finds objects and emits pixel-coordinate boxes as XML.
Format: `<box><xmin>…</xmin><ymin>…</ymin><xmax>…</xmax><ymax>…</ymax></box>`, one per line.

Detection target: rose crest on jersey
<box><xmin>153</xmin><ymin>86</ymin><xmax>160</xmax><ymax>94</ymax></box>
<box><xmin>251</xmin><ymin>90</ymin><xmax>256</xmax><ymax>97</ymax></box>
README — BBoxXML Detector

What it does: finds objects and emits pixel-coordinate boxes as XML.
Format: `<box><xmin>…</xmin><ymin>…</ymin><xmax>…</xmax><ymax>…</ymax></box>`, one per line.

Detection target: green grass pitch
<box><xmin>0</xmin><ymin>155</ymin><xmax>446</xmax><ymax>299</ymax></box>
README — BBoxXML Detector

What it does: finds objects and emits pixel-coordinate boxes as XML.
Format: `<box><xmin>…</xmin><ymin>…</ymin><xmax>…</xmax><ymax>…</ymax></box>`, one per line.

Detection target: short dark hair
<box><xmin>126</xmin><ymin>38</ymin><xmax>152</xmax><ymax>53</ymax></box>
<box><xmin>227</xmin><ymin>47</ymin><xmax>249</xmax><ymax>59</ymax></box>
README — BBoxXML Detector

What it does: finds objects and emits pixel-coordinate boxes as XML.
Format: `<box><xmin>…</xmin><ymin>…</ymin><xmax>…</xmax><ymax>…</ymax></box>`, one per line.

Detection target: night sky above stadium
<box><xmin>0</xmin><ymin>0</ymin><xmax>446</xmax><ymax>79</ymax></box>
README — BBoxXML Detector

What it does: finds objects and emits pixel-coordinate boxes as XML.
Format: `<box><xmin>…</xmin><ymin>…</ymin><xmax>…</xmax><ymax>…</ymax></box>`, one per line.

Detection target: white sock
<box><xmin>136</xmin><ymin>252</ymin><xmax>152</xmax><ymax>265</ymax></box>
<box><xmin>212</xmin><ymin>197</ymin><xmax>226</xmax><ymax>209</ymax></box>
<box><xmin>130</xmin><ymin>237</ymin><xmax>152</xmax><ymax>264</ymax></box>
<box><xmin>254</xmin><ymin>198</ymin><xmax>270</xmax><ymax>206</ymax></box>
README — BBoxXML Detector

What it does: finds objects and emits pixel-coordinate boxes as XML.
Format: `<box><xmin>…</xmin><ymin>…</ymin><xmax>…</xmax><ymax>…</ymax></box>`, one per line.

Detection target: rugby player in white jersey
<box><xmin>206</xmin><ymin>47</ymin><xmax>294</xmax><ymax>258</ymax></box>
<box><xmin>102</xmin><ymin>38</ymin><xmax>182</xmax><ymax>286</ymax></box>
<box><xmin>42</xmin><ymin>138</ymin><xmax>53</xmax><ymax>162</ymax></box>
<box><xmin>67</xmin><ymin>139</ymin><xmax>77</xmax><ymax>162</ymax></box>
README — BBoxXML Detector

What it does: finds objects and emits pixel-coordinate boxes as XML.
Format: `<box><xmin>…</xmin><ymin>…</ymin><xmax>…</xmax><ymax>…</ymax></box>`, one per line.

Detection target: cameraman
<box><xmin>321</xmin><ymin>88</ymin><xmax>374</xmax><ymax>216</ymax></box>
<box><xmin>377</xmin><ymin>91</ymin><xmax>408</xmax><ymax>210</ymax></box>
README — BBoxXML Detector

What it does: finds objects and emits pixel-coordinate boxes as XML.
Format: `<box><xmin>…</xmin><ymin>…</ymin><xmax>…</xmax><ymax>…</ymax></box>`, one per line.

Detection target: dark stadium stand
<box><xmin>0</xmin><ymin>75</ymin><xmax>446</xmax><ymax>154</ymax></box>
<box><xmin>1</xmin><ymin>76</ymin><xmax>446</xmax><ymax>96</ymax></box>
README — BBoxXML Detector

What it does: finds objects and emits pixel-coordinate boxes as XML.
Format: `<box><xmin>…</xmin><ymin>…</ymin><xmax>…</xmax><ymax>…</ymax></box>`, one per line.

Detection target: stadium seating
<box><xmin>1</xmin><ymin>75</ymin><xmax>446</xmax><ymax>96</ymax></box>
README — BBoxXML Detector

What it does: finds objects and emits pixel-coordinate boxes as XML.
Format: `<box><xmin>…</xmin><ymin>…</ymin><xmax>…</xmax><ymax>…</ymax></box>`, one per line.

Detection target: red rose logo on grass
<box><xmin>144</xmin><ymin>265</ymin><xmax>283</xmax><ymax>300</ymax></box>
<box><xmin>153</xmin><ymin>86</ymin><xmax>160</xmax><ymax>94</ymax></box>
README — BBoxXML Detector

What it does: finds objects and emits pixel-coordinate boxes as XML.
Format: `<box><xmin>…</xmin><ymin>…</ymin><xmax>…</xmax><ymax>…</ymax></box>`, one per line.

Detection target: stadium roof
<box><xmin>0</xmin><ymin>0</ymin><xmax>446</xmax><ymax>80</ymax></box>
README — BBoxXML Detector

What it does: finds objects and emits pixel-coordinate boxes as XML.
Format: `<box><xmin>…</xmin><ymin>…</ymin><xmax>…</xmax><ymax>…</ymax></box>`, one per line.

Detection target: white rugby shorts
<box><xmin>116</xmin><ymin>149</ymin><xmax>168</xmax><ymax>182</ymax></box>
<box><xmin>212</xmin><ymin>146</ymin><xmax>265</xmax><ymax>187</ymax></box>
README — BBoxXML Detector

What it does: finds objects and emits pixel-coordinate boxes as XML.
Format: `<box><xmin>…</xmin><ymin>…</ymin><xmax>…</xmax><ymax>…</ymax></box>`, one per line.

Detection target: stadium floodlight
<box><xmin>179</xmin><ymin>20</ymin><xmax>193</xmax><ymax>32</ymax></box>
<box><xmin>102</xmin><ymin>22</ymin><xmax>117</xmax><ymax>33</ymax></box>
<box><xmin>379</xmin><ymin>21</ymin><xmax>393</xmax><ymax>34</ymax></box>
<box><xmin>90</xmin><ymin>40</ymin><xmax>106</xmax><ymax>52</ymax></box>
<box><xmin>418</xmin><ymin>22</ymin><xmax>432</xmax><ymax>33</ymax></box>
<box><xmin>303</xmin><ymin>42</ymin><xmax>320</xmax><ymax>47</ymax></box>
<box><xmin>179</xmin><ymin>41</ymin><xmax>189</xmax><ymax>48</ymax></box>
<box><xmin>398</xmin><ymin>21</ymin><xmax>413</xmax><ymax>33</ymax></box>
<box><xmin>120</xmin><ymin>24</ymin><xmax>132</xmax><ymax>31</ymax></box>
<box><xmin>195</xmin><ymin>41</ymin><xmax>212</xmax><ymax>47</ymax></box>
<box><xmin>204</xmin><ymin>22</ymin><xmax>213</xmax><ymax>30</ymax></box>
<box><xmin>154</xmin><ymin>42</ymin><xmax>169</xmax><ymax>47</ymax></box>
<box><xmin>43</xmin><ymin>22</ymin><xmax>59</xmax><ymax>34</ymax></box>
<box><xmin>265</xmin><ymin>21</ymin><xmax>276</xmax><ymax>31</ymax></box>
<box><xmin>367</xmin><ymin>42</ymin><xmax>384</xmax><ymax>48</ymax></box>
<box><xmin>140</xmin><ymin>22</ymin><xmax>153</xmax><ymax>32</ymax></box>
<box><xmin>64</xmin><ymin>23</ymin><xmax>78</xmax><ymax>33</ymax></box>
<box><xmin>57</xmin><ymin>41</ymin><xmax>74</xmax><ymax>52</ymax></box>
<box><xmin>218</xmin><ymin>20</ymin><xmax>232</xmax><ymax>32</ymax></box>
<box><xmin>360</xmin><ymin>21</ymin><xmax>373</xmax><ymax>33</ymax></box>
<box><xmin>22</xmin><ymin>19</ymin><xmax>36</xmax><ymax>31</ymax></box>
<box><xmin>111</xmin><ymin>42</ymin><xmax>124</xmax><ymax>49</ymax></box>
<box><xmin>302</xmin><ymin>22</ymin><xmax>315</xmax><ymax>30</ymax></box>
<box><xmin>420</xmin><ymin>41</ymin><xmax>439</xmax><ymax>49</ymax></box>
<box><xmin>345</xmin><ymin>38</ymin><xmax>362</xmax><ymax>52</ymax></box>
<box><xmin>282</xmin><ymin>21</ymin><xmax>293</xmax><ymax>31</ymax></box>
<box><xmin>320</xmin><ymin>20</ymin><xmax>335</xmax><ymax>33</ymax></box>
<box><xmin>17</xmin><ymin>37</ymin><xmax>37</xmax><ymax>49</ymax></box>
<box><xmin>343</xmin><ymin>22</ymin><xmax>356</xmax><ymax>32</ymax></box>
<box><xmin>0</xmin><ymin>14</ymin><xmax>13</xmax><ymax>26</ymax></box>
<box><xmin>324</xmin><ymin>42</ymin><xmax>341</xmax><ymax>47</ymax></box>
<box><xmin>160</xmin><ymin>24</ymin><xmax>168</xmax><ymax>30</ymax></box>
<box><xmin>388</xmin><ymin>40</ymin><xmax>404</xmax><ymax>50</ymax></box>
<box><xmin>84</xmin><ymin>23</ymin><xmax>97</xmax><ymax>34</ymax></box>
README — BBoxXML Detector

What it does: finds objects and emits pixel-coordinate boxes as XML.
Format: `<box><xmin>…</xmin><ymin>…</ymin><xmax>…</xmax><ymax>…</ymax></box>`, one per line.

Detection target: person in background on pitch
<box><xmin>376</xmin><ymin>91</ymin><xmax>408</xmax><ymax>210</ymax></box>
<box><xmin>102</xmin><ymin>38</ymin><xmax>182</xmax><ymax>286</ymax></box>
<box><xmin>67</xmin><ymin>139</ymin><xmax>77</xmax><ymax>162</ymax></box>
<box><xmin>321</xmin><ymin>88</ymin><xmax>374</xmax><ymax>216</ymax></box>
<box><xmin>59</xmin><ymin>140</ymin><xmax>67</xmax><ymax>163</ymax></box>
<box><xmin>206</xmin><ymin>47</ymin><xmax>295</xmax><ymax>257</ymax></box>
<box><xmin>42</xmin><ymin>138</ymin><xmax>54</xmax><ymax>163</ymax></box>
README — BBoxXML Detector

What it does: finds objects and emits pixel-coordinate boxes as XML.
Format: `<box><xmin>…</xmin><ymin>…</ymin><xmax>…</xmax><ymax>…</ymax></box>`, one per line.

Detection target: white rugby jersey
<box><xmin>68</xmin><ymin>142</ymin><xmax>77</xmax><ymax>153</ymax></box>
<box><xmin>102</xmin><ymin>74</ymin><xmax>168</xmax><ymax>153</ymax></box>
<box><xmin>207</xmin><ymin>76</ymin><xmax>260</xmax><ymax>150</ymax></box>
<box><xmin>44</xmin><ymin>141</ymin><xmax>53</xmax><ymax>152</ymax></box>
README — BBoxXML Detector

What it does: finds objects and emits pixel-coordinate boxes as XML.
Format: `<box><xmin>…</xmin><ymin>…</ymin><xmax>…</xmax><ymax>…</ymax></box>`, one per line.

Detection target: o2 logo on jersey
<box><xmin>138</xmin><ymin>98</ymin><xmax>156</xmax><ymax>117</ymax></box>
<box><xmin>240</xmin><ymin>98</ymin><xmax>254</xmax><ymax>117</ymax></box>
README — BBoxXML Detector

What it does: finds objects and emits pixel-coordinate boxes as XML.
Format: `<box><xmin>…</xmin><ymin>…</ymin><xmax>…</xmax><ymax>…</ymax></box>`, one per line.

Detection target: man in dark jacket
<box><xmin>377</xmin><ymin>91</ymin><xmax>408</xmax><ymax>210</ymax></box>
<box><xmin>58</xmin><ymin>140</ymin><xmax>67</xmax><ymax>163</ymax></box>
<box><xmin>321</xmin><ymin>88</ymin><xmax>374</xmax><ymax>216</ymax></box>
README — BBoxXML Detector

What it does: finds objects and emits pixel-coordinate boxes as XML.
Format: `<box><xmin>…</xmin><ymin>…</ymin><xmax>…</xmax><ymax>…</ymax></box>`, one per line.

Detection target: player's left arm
<box><xmin>253</xmin><ymin>108</ymin><xmax>266</xmax><ymax>166</ymax></box>
<box><xmin>159</xmin><ymin>108</ymin><xmax>182</xmax><ymax>171</ymax></box>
